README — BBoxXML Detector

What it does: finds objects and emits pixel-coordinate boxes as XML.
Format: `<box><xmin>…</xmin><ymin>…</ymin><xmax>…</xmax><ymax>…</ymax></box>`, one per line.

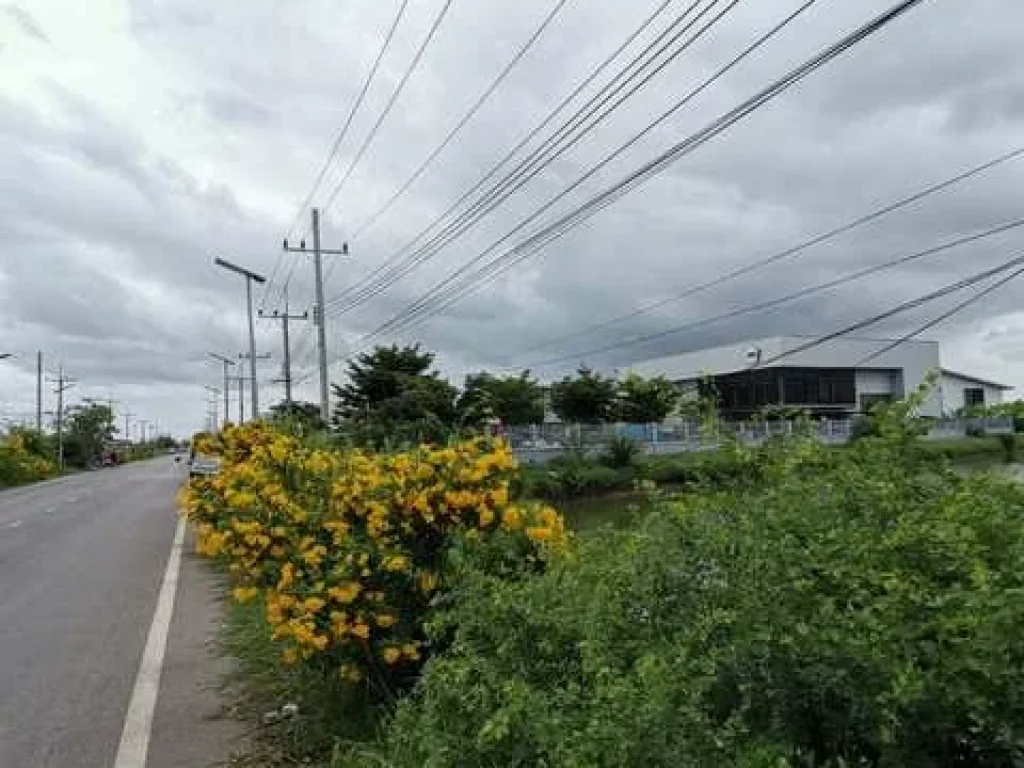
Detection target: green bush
<box><xmin>377</xmin><ymin>433</ymin><xmax>1024</xmax><ymax>767</ymax></box>
<box><xmin>601</xmin><ymin>434</ymin><xmax>642</xmax><ymax>469</ymax></box>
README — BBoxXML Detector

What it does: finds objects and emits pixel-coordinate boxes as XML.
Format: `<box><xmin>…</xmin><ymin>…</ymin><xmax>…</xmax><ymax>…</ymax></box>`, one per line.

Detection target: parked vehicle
<box><xmin>188</xmin><ymin>454</ymin><xmax>221</xmax><ymax>478</ymax></box>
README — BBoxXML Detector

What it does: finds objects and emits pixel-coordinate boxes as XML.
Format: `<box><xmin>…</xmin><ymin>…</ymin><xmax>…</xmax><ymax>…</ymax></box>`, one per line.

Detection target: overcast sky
<box><xmin>2</xmin><ymin>0</ymin><xmax>1023</xmax><ymax>436</ymax></box>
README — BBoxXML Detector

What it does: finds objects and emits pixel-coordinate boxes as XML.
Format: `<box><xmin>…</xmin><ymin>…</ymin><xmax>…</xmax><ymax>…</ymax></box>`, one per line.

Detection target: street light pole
<box><xmin>214</xmin><ymin>257</ymin><xmax>266</xmax><ymax>420</ymax></box>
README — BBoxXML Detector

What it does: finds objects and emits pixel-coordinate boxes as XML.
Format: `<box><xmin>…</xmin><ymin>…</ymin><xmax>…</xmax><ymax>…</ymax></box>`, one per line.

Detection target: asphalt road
<box><xmin>0</xmin><ymin>459</ymin><xmax>243</xmax><ymax>767</ymax></box>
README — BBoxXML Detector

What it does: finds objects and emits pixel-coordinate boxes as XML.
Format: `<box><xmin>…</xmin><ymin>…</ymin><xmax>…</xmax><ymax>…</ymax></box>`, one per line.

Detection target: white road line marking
<box><xmin>113</xmin><ymin>517</ymin><xmax>186</xmax><ymax>768</ymax></box>
<box><xmin>5</xmin><ymin>520</ymin><xmax>22</xmax><ymax>529</ymax></box>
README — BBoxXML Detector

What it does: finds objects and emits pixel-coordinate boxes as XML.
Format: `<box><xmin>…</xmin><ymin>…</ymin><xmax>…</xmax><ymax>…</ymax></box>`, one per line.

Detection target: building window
<box><xmin>964</xmin><ymin>388</ymin><xmax>985</xmax><ymax>408</ymax></box>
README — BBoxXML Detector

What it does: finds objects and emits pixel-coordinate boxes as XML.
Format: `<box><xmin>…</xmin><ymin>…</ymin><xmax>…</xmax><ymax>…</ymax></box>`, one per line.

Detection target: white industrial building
<box><xmin>629</xmin><ymin>336</ymin><xmax>1012</xmax><ymax>419</ymax></box>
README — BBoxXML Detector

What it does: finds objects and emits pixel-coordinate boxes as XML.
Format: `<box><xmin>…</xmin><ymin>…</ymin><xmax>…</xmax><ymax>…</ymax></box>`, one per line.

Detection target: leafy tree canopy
<box><xmin>333</xmin><ymin>345</ymin><xmax>437</xmax><ymax>422</ymax></box>
<box><xmin>616</xmin><ymin>372</ymin><xmax>680</xmax><ymax>423</ymax></box>
<box><xmin>458</xmin><ymin>371</ymin><xmax>544</xmax><ymax>427</ymax></box>
<box><xmin>550</xmin><ymin>366</ymin><xmax>617</xmax><ymax>424</ymax></box>
<box><xmin>332</xmin><ymin>345</ymin><xmax>457</xmax><ymax>444</ymax></box>
<box><xmin>63</xmin><ymin>404</ymin><xmax>115</xmax><ymax>467</ymax></box>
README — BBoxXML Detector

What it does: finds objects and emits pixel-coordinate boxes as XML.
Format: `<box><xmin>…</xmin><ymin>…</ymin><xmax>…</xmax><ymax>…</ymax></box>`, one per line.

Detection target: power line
<box><xmin>521</xmin><ymin>216</ymin><xmax>1024</xmax><ymax>369</ymax></box>
<box><xmin>285</xmin><ymin>0</ymin><xmax>411</xmax><ymax>242</ymax></box>
<box><xmin>756</xmin><ymin>253</ymin><xmax>1024</xmax><ymax>368</ymax></box>
<box><xmin>517</xmin><ymin>145</ymin><xmax>1024</xmax><ymax>360</ymax></box>
<box><xmin>371</xmin><ymin>0</ymin><xmax>934</xmax><ymax>342</ymax></box>
<box><xmin>853</xmin><ymin>266</ymin><xmax>1024</xmax><ymax>368</ymax></box>
<box><xmin>263</xmin><ymin>0</ymin><xmax>412</xmax><ymax>311</ymax></box>
<box><xmin>324</xmin><ymin>0</ymin><xmax>736</xmax><ymax>316</ymax></box>
<box><xmin>349</xmin><ymin>0</ymin><xmax>575</xmax><ymax>240</ymax></box>
<box><xmin>319</xmin><ymin>0</ymin><xmax>458</xmax><ymax>219</ymax></box>
<box><xmin>367</xmin><ymin>0</ymin><xmax>891</xmax><ymax>341</ymax></box>
<box><xmin>322</xmin><ymin>0</ymin><xmax>680</xmax><ymax>313</ymax></box>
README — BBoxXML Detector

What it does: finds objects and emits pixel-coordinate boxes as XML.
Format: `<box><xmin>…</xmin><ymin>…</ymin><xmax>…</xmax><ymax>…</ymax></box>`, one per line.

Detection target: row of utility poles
<box><xmin>1</xmin><ymin>351</ymin><xmax>160</xmax><ymax>468</ymax></box>
<box><xmin>214</xmin><ymin>207</ymin><xmax>346</xmax><ymax>426</ymax></box>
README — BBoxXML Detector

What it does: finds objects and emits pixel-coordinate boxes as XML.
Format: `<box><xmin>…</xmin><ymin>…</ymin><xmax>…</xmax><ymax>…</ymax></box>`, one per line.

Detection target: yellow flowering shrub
<box><xmin>180</xmin><ymin>422</ymin><xmax>568</xmax><ymax>687</ymax></box>
<box><xmin>0</xmin><ymin>431</ymin><xmax>57</xmax><ymax>487</ymax></box>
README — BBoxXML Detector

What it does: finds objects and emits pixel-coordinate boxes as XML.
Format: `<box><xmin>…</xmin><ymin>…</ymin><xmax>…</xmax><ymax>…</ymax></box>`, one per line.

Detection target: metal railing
<box><xmin>505</xmin><ymin>416</ymin><xmax>1014</xmax><ymax>463</ymax></box>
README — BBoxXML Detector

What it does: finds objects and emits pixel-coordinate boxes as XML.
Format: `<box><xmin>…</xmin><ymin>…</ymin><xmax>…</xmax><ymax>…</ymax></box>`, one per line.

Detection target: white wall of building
<box><xmin>855</xmin><ymin>369</ymin><xmax>902</xmax><ymax>409</ymax></box>
<box><xmin>939</xmin><ymin>371</ymin><xmax>1008</xmax><ymax>415</ymax></box>
<box><xmin>630</xmin><ymin>336</ymin><xmax>945</xmax><ymax>416</ymax></box>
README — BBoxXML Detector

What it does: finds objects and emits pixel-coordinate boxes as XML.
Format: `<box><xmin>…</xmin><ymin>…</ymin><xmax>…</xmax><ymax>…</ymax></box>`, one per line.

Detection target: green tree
<box><xmin>616</xmin><ymin>372</ymin><xmax>680</xmax><ymax>423</ymax></box>
<box><xmin>332</xmin><ymin>345</ymin><xmax>457</xmax><ymax>444</ymax></box>
<box><xmin>270</xmin><ymin>401</ymin><xmax>326</xmax><ymax>433</ymax></box>
<box><xmin>458</xmin><ymin>371</ymin><xmax>544</xmax><ymax>427</ymax></box>
<box><xmin>550</xmin><ymin>366</ymin><xmax>617</xmax><ymax>424</ymax></box>
<box><xmin>333</xmin><ymin>345</ymin><xmax>437</xmax><ymax>422</ymax></box>
<box><xmin>63</xmin><ymin>404</ymin><xmax>115</xmax><ymax>468</ymax></box>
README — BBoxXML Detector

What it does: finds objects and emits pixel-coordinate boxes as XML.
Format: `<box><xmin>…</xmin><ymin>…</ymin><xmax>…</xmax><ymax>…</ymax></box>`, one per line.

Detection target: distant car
<box><xmin>189</xmin><ymin>454</ymin><xmax>221</xmax><ymax>478</ymax></box>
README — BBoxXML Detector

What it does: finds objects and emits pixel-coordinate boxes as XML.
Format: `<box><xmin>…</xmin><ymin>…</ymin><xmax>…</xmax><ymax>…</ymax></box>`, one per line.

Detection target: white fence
<box><xmin>506</xmin><ymin>417</ymin><xmax>1014</xmax><ymax>464</ymax></box>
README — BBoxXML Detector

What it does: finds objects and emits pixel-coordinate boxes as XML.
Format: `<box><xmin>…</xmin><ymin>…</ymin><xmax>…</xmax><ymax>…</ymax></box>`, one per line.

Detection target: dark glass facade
<box><xmin>700</xmin><ymin>367</ymin><xmax>857</xmax><ymax>419</ymax></box>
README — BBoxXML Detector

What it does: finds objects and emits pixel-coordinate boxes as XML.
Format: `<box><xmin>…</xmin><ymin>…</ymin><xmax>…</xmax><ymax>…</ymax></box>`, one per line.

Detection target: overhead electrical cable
<box><xmin>321</xmin><ymin>0</ymin><xmax>719</xmax><ymax>314</ymax></box>
<box><xmin>365</xmin><ymin>0</ymin><xmax>932</xmax><ymax>342</ymax></box>
<box><xmin>349</xmin><ymin>0</ymin><xmax>575</xmax><ymax>240</ymax></box>
<box><xmin>264</xmin><ymin>0</ymin><xmax>412</xmax><ymax>309</ymax></box>
<box><xmin>516</xmin><ymin>145</ymin><xmax>1024</xmax><ymax>359</ymax></box>
<box><xmin>852</xmin><ymin>266</ymin><xmax>1024</xmax><ymax>368</ymax></box>
<box><xmin>520</xmin><ymin>217</ymin><xmax>1024</xmax><ymax>368</ymax></box>
<box><xmin>756</xmin><ymin>253</ymin><xmax>1024</xmax><ymax>368</ymax></box>
<box><xmin>366</xmin><ymin>0</ymin><xmax>900</xmax><ymax>341</ymax></box>
<box><xmin>320</xmin><ymin>0</ymin><xmax>458</xmax><ymax>218</ymax></box>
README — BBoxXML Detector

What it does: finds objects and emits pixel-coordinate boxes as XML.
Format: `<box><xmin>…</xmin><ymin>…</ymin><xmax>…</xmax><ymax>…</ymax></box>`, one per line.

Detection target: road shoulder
<box><xmin>147</xmin><ymin>527</ymin><xmax>249</xmax><ymax>768</ymax></box>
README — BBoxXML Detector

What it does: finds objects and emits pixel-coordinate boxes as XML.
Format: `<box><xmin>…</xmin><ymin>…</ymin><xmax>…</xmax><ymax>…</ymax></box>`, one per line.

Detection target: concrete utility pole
<box><xmin>238</xmin><ymin>353</ymin><xmax>271</xmax><ymax>421</ymax></box>
<box><xmin>204</xmin><ymin>386</ymin><xmax>221</xmax><ymax>428</ymax></box>
<box><xmin>124</xmin><ymin>411</ymin><xmax>134</xmax><ymax>443</ymax></box>
<box><xmin>283</xmin><ymin>208</ymin><xmax>349</xmax><ymax>424</ymax></box>
<box><xmin>36</xmin><ymin>351</ymin><xmax>43</xmax><ymax>432</ymax></box>
<box><xmin>237</xmin><ymin>367</ymin><xmax>245</xmax><ymax>424</ymax></box>
<box><xmin>214</xmin><ymin>257</ymin><xmax>267</xmax><ymax>420</ymax></box>
<box><xmin>259</xmin><ymin>290</ymin><xmax>307</xmax><ymax>406</ymax></box>
<box><xmin>138</xmin><ymin>420</ymin><xmax>149</xmax><ymax>444</ymax></box>
<box><xmin>209</xmin><ymin>353</ymin><xmax>237</xmax><ymax>428</ymax></box>
<box><xmin>48</xmin><ymin>367</ymin><xmax>75</xmax><ymax>469</ymax></box>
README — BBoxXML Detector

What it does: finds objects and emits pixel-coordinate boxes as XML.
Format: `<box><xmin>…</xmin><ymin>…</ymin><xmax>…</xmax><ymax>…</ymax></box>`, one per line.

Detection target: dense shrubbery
<box><xmin>517</xmin><ymin>446</ymin><xmax>763</xmax><ymax>502</ymax></box>
<box><xmin>0</xmin><ymin>429</ymin><xmax>57</xmax><ymax>488</ymax></box>
<box><xmin>180</xmin><ymin>424</ymin><xmax>569</xmax><ymax>697</ymax></box>
<box><xmin>375</xmin><ymin>412</ymin><xmax>1024</xmax><ymax>767</ymax></box>
<box><xmin>189</xmin><ymin>382</ymin><xmax>1024</xmax><ymax>767</ymax></box>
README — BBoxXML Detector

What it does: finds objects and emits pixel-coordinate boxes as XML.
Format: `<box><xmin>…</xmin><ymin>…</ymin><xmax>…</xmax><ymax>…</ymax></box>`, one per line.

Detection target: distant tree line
<box><xmin>312</xmin><ymin>344</ymin><xmax>682</xmax><ymax>447</ymax></box>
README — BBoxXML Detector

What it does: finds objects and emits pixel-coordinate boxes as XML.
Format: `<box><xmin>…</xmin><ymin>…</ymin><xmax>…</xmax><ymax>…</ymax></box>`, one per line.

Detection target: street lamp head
<box><xmin>214</xmin><ymin>257</ymin><xmax>267</xmax><ymax>284</ymax></box>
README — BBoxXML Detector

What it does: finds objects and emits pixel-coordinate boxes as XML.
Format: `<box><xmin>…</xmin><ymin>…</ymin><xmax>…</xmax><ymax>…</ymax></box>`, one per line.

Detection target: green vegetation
<box><xmin>616</xmin><ymin>371</ymin><xmax>681</xmax><ymax>423</ymax></box>
<box><xmin>516</xmin><ymin>448</ymin><xmax>758</xmax><ymax>503</ymax></box>
<box><xmin>0</xmin><ymin>428</ymin><xmax>57</xmax><ymax>488</ymax></box>
<box><xmin>331</xmin><ymin>344</ymin><xmax>458</xmax><ymax>447</ymax></box>
<box><xmin>62</xmin><ymin>403</ymin><xmax>115</xmax><ymax>468</ymax></box>
<box><xmin>214</xmin><ymin>375</ymin><xmax>1024</xmax><ymax>767</ymax></box>
<box><xmin>458</xmin><ymin>370</ymin><xmax>545</xmax><ymax>427</ymax></box>
<box><xmin>549</xmin><ymin>365</ymin><xmax>618</xmax><ymax>423</ymax></box>
<box><xmin>269</xmin><ymin>401</ymin><xmax>326</xmax><ymax>434</ymax></box>
<box><xmin>373</xmin><ymin>401</ymin><xmax>1024</xmax><ymax>767</ymax></box>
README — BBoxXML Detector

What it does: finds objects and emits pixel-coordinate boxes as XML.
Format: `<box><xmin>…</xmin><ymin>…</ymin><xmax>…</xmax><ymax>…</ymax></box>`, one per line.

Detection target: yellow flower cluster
<box><xmin>179</xmin><ymin>422</ymin><xmax>569</xmax><ymax>685</ymax></box>
<box><xmin>0</xmin><ymin>433</ymin><xmax>57</xmax><ymax>484</ymax></box>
